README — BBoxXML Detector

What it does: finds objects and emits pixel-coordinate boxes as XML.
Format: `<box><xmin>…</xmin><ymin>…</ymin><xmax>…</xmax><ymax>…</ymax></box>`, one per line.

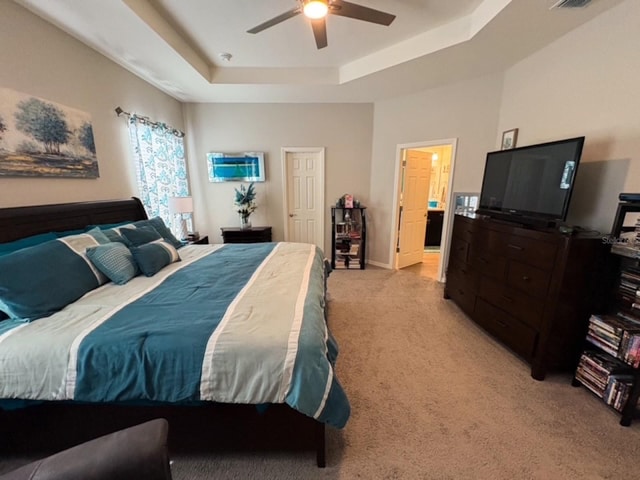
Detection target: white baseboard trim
<box><xmin>367</xmin><ymin>259</ymin><xmax>391</xmax><ymax>269</ymax></box>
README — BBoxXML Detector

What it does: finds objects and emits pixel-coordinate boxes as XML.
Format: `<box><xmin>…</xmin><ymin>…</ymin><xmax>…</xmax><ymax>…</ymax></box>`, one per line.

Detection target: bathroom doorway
<box><xmin>391</xmin><ymin>139</ymin><xmax>457</xmax><ymax>281</ymax></box>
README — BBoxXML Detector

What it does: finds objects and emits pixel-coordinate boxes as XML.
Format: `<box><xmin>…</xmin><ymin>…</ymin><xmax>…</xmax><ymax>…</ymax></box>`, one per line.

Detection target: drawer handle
<box><xmin>460</xmin><ymin>269</ymin><xmax>467</xmax><ymax>275</ymax></box>
<box><xmin>501</xmin><ymin>295</ymin><xmax>513</xmax><ymax>303</ymax></box>
<box><xmin>478</xmin><ymin>257</ymin><xmax>488</xmax><ymax>264</ymax></box>
<box><xmin>508</xmin><ymin>244</ymin><xmax>523</xmax><ymax>251</ymax></box>
<box><xmin>495</xmin><ymin>319</ymin><xmax>507</xmax><ymax>328</ymax></box>
<box><xmin>522</xmin><ymin>276</ymin><xmax>530</xmax><ymax>282</ymax></box>
<box><xmin>458</xmin><ymin>289</ymin><xmax>464</xmax><ymax>296</ymax></box>
<box><xmin>457</xmin><ymin>246</ymin><xmax>465</xmax><ymax>251</ymax></box>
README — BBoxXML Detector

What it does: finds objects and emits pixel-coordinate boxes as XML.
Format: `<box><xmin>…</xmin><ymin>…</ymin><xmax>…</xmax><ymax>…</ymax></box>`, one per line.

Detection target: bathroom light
<box><xmin>303</xmin><ymin>0</ymin><xmax>329</xmax><ymax>19</ymax></box>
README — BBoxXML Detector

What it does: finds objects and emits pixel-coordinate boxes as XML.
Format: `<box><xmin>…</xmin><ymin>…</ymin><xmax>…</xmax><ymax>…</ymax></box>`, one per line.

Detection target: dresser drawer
<box><xmin>449</xmin><ymin>235</ymin><xmax>469</xmax><ymax>264</ymax></box>
<box><xmin>446</xmin><ymin>269</ymin><xmax>476</xmax><ymax>315</ymax></box>
<box><xmin>447</xmin><ymin>257</ymin><xmax>476</xmax><ymax>289</ymax></box>
<box><xmin>502</xmin><ymin>235</ymin><xmax>557</xmax><ymax>270</ymax></box>
<box><xmin>474</xmin><ymin>298</ymin><xmax>538</xmax><ymax>361</ymax></box>
<box><xmin>478</xmin><ymin>277</ymin><xmax>544</xmax><ymax>329</ymax></box>
<box><xmin>452</xmin><ymin>216</ymin><xmax>475</xmax><ymax>244</ymax></box>
<box><xmin>471</xmin><ymin>248</ymin><xmax>507</xmax><ymax>281</ymax></box>
<box><xmin>507</xmin><ymin>261</ymin><xmax>551</xmax><ymax>299</ymax></box>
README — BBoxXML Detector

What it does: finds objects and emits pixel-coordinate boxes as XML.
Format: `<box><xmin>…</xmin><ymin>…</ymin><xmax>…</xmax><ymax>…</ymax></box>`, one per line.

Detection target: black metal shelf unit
<box><xmin>331</xmin><ymin>207</ymin><xmax>366</xmax><ymax>270</ymax></box>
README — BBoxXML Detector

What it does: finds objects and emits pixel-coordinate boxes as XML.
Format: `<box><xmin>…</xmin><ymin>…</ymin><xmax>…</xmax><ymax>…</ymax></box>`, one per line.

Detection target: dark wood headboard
<box><xmin>0</xmin><ymin>197</ymin><xmax>148</xmax><ymax>243</ymax></box>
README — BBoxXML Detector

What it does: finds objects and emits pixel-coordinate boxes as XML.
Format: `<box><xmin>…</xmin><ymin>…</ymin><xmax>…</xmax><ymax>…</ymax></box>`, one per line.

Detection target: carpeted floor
<box><xmin>1</xmin><ymin>267</ymin><xmax>639</xmax><ymax>479</ymax></box>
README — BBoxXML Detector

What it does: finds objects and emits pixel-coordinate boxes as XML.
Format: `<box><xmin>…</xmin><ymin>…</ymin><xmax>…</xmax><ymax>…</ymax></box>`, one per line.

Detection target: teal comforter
<box><xmin>0</xmin><ymin>243</ymin><xmax>349</xmax><ymax>428</ymax></box>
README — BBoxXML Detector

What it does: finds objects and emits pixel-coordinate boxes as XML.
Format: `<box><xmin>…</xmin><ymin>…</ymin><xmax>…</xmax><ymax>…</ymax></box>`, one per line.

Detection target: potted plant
<box><xmin>234</xmin><ymin>182</ymin><xmax>257</xmax><ymax>229</ymax></box>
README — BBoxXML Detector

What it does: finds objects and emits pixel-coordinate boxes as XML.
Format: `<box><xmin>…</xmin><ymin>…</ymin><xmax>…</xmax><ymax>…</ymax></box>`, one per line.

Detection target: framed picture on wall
<box><xmin>501</xmin><ymin>128</ymin><xmax>519</xmax><ymax>150</ymax></box>
<box><xmin>206</xmin><ymin>152</ymin><xmax>265</xmax><ymax>182</ymax></box>
<box><xmin>0</xmin><ymin>86</ymin><xmax>99</xmax><ymax>178</ymax></box>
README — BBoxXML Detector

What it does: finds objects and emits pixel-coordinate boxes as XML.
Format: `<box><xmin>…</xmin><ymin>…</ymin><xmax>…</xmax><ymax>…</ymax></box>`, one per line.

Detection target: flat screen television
<box><xmin>477</xmin><ymin>136</ymin><xmax>585</xmax><ymax>227</ymax></box>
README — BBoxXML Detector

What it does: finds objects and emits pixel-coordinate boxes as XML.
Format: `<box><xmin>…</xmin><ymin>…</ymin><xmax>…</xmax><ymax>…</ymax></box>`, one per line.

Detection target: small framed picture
<box><xmin>501</xmin><ymin>128</ymin><xmax>518</xmax><ymax>150</ymax></box>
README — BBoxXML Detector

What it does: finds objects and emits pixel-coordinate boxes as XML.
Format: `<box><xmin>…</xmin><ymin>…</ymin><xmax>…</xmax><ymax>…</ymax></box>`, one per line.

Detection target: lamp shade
<box><xmin>168</xmin><ymin>196</ymin><xmax>193</xmax><ymax>214</ymax></box>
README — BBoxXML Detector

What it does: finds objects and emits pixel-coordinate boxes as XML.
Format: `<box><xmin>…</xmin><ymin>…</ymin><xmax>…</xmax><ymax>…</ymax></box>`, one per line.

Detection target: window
<box><xmin>127</xmin><ymin>115</ymin><xmax>189</xmax><ymax>235</ymax></box>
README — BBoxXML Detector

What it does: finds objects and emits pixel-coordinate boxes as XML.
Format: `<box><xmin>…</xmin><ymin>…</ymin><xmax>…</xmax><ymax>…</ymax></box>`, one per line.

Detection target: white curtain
<box><xmin>127</xmin><ymin>115</ymin><xmax>189</xmax><ymax>235</ymax></box>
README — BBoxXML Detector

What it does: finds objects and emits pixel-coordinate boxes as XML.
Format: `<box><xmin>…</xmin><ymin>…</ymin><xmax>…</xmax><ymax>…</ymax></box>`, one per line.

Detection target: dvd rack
<box><xmin>572</xmin><ymin>197</ymin><xmax>640</xmax><ymax>425</ymax></box>
<box><xmin>575</xmin><ymin>349</ymin><xmax>634</xmax><ymax>412</ymax></box>
<box><xmin>573</xmin><ymin>313</ymin><xmax>640</xmax><ymax>421</ymax></box>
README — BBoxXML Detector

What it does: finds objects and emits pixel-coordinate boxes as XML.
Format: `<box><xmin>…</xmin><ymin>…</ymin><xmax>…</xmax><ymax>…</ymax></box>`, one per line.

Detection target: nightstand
<box><xmin>187</xmin><ymin>235</ymin><xmax>209</xmax><ymax>245</ymax></box>
<box><xmin>220</xmin><ymin>227</ymin><xmax>272</xmax><ymax>244</ymax></box>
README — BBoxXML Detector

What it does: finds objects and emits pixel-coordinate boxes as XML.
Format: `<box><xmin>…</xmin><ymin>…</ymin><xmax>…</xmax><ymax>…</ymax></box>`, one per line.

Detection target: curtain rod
<box><xmin>115</xmin><ymin>106</ymin><xmax>185</xmax><ymax>138</ymax></box>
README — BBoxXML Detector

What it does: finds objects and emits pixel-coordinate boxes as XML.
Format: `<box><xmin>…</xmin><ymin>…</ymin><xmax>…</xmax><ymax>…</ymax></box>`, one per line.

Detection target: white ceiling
<box><xmin>15</xmin><ymin>0</ymin><xmax>621</xmax><ymax>103</ymax></box>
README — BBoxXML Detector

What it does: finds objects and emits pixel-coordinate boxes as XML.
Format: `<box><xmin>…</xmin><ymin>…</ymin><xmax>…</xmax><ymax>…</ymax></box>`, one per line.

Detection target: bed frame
<box><xmin>0</xmin><ymin>198</ymin><xmax>148</xmax><ymax>243</ymax></box>
<box><xmin>0</xmin><ymin>197</ymin><xmax>326</xmax><ymax>467</ymax></box>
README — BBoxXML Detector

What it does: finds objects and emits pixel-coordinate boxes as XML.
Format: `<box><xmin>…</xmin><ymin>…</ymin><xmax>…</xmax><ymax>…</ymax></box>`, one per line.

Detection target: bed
<box><xmin>0</xmin><ymin>197</ymin><xmax>349</xmax><ymax>467</ymax></box>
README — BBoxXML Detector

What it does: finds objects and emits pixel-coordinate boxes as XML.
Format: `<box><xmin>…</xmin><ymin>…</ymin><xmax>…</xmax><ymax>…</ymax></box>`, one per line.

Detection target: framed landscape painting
<box><xmin>207</xmin><ymin>152</ymin><xmax>265</xmax><ymax>182</ymax></box>
<box><xmin>0</xmin><ymin>86</ymin><xmax>99</xmax><ymax>178</ymax></box>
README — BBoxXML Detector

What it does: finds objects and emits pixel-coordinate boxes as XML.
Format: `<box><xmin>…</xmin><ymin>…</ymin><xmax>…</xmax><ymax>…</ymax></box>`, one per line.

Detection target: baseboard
<box><xmin>366</xmin><ymin>259</ymin><xmax>391</xmax><ymax>269</ymax></box>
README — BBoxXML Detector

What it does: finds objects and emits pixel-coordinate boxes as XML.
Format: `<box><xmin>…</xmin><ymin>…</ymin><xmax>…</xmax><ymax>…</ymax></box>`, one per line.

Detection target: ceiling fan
<box><xmin>247</xmin><ymin>0</ymin><xmax>396</xmax><ymax>50</ymax></box>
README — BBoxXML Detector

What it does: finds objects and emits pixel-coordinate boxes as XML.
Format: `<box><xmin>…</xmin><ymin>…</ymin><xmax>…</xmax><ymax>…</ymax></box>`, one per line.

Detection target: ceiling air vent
<box><xmin>550</xmin><ymin>0</ymin><xmax>593</xmax><ymax>8</ymax></box>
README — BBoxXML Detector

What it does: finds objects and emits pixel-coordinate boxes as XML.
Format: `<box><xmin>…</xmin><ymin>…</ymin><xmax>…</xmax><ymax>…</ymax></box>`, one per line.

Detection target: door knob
<box><xmin>289</xmin><ymin>213</ymin><xmax>297</xmax><ymax>217</ymax></box>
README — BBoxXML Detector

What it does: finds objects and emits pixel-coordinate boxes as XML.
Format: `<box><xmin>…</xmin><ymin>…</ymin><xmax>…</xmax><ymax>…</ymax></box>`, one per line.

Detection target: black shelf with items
<box><xmin>572</xmin><ymin>196</ymin><xmax>640</xmax><ymax>426</ymax></box>
<box><xmin>331</xmin><ymin>207</ymin><xmax>366</xmax><ymax>270</ymax></box>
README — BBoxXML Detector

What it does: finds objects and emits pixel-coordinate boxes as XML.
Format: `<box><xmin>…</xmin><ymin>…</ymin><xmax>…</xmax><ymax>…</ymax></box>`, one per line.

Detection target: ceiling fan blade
<box><xmin>311</xmin><ymin>18</ymin><xmax>328</xmax><ymax>49</ymax></box>
<box><xmin>329</xmin><ymin>0</ymin><xmax>396</xmax><ymax>26</ymax></box>
<box><xmin>247</xmin><ymin>7</ymin><xmax>301</xmax><ymax>34</ymax></box>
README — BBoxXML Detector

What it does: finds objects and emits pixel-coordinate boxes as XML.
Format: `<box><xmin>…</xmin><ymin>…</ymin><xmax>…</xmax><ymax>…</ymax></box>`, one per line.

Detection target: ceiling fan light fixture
<box><xmin>303</xmin><ymin>0</ymin><xmax>329</xmax><ymax>19</ymax></box>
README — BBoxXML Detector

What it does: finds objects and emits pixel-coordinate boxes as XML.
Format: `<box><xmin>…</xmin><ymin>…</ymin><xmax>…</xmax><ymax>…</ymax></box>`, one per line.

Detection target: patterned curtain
<box><xmin>127</xmin><ymin>115</ymin><xmax>189</xmax><ymax>235</ymax></box>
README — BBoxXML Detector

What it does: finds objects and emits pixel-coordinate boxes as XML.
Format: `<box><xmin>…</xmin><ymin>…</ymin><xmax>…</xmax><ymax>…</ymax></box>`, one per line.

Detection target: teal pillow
<box><xmin>99</xmin><ymin>224</ymin><xmax>136</xmax><ymax>245</ymax></box>
<box><xmin>130</xmin><ymin>240</ymin><xmax>181</xmax><ymax>277</ymax></box>
<box><xmin>0</xmin><ymin>232</ymin><xmax>58</xmax><ymax>257</ymax></box>
<box><xmin>89</xmin><ymin>221</ymin><xmax>136</xmax><ymax>230</ymax></box>
<box><xmin>0</xmin><ymin>237</ymin><xmax>105</xmax><ymax>321</ymax></box>
<box><xmin>135</xmin><ymin>217</ymin><xmax>183</xmax><ymax>249</ymax></box>
<box><xmin>85</xmin><ymin>227</ymin><xmax>111</xmax><ymax>244</ymax></box>
<box><xmin>120</xmin><ymin>225</ymin><xmax>162</xmax><ymax>247</ymax></box>
<box><xmin>86</xmin><ymin>243</ymin><xmax>138</xmax><ymax>285</ymax></box>
<box><xmin>102</xmin><ymin>229</ymin><xmax>129</xmax><ymax>244</ymax></box>
<box><xmin>55</xmin><ymin>229</ymin><xmax>86</xmax><ymax>238</ymax></box>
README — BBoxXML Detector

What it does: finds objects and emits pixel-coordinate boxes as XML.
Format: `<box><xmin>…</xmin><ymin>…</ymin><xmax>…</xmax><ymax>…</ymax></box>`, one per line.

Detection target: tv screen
<box><xmin>478</xmin><ymin>137</ymin><xmax>585</xmax><ymax>223</ymax></box>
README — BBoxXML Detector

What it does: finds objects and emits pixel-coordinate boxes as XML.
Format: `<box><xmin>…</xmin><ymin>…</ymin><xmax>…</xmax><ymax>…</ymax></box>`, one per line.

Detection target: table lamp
<box><xmin>168</xmin><ymin>196</ymin><xmax>193</xmax><ymax>240</ymax></box>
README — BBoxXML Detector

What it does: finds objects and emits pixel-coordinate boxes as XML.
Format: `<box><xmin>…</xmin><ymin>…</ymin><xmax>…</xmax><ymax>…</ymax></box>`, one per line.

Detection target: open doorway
<box><xmin>390</xmin><ymin>139</ymin><xmax>457</xmax><ymax>282</ymax></box>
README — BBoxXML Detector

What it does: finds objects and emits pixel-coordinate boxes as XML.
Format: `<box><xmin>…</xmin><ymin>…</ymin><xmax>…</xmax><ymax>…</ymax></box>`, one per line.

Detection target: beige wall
<box><xmin>0</xmin><ymin>2</ymin><xmax>184</xmax><ymax>208</ymax></box>
<box><xmin>369</xmin><ymin>73</ymin><xmax>504</xmax><ymax>266</ymax></box>
<box><xmin>4</xmin><ymin>0</ymin><xmax>637</xmax><ymax>256</ymax></box>
<box><xmin>182</xmin><ymin>103</ymin><xmax>373</xmax><ymax>252</ymax></box>
<box><xmin>497</xmin><ymin>0</ymin><xmax>640</xmax><ymax>234</ymax></box>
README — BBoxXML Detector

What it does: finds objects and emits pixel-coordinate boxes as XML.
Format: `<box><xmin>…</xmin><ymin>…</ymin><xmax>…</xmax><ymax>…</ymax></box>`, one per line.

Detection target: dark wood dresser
<box><xmin>444</xmin><ymin>213</ymin><xmax>605</xmax><ymax>380</ymax></box>
<box><xmin>220</xmin><ymin>226</ymin><xmax>272</xmax><ymax>244</ymax></box>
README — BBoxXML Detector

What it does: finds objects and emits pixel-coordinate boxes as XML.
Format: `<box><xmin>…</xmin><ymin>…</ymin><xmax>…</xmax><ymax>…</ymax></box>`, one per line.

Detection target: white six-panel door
<box><xmin>397</xmin><ymin>149</ymin><xmax>431</xmax><ymax>269</ymax></box>
<box><xmin>281</xmin><ymin>147</ymin><xmax>325</xmax><ymax>251</ymax></box>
